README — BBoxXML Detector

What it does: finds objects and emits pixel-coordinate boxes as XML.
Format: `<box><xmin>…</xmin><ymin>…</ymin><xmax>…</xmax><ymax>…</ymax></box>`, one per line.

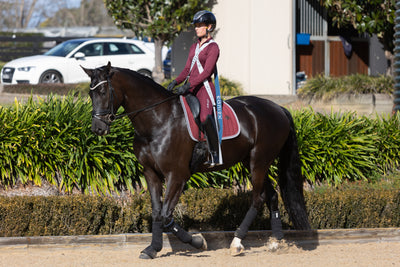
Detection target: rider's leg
<box><xmin>198</xmin><ymin>91</ymin><xmax>221</xmax><ymax>166</ymax></box>
<box><xmin>201</xmin><ymin>115</ymin><xmax>220</xmax><ymax>166</ymax></box>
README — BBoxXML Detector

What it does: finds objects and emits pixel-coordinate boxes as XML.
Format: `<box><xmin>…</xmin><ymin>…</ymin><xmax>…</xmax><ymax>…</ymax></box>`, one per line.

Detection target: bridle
<box><xmin>90</xmin><ymin>77</ymin><xmax>178</xmax><ymax>125</ymax></box>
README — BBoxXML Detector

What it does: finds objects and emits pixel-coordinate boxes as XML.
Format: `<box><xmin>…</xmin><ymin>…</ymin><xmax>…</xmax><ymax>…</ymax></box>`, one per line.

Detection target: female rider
<box><xmin>167</xmin><ymin>10</ymin><xmax>221</xmax><ymax>166</ymax></box>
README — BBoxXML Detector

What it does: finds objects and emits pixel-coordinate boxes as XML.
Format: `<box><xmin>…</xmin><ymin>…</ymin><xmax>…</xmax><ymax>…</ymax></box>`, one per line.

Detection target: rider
<box><xmin>167</xmin><ymin>10</ymin><xmax>221</xmax><ymax>166</ymax></box>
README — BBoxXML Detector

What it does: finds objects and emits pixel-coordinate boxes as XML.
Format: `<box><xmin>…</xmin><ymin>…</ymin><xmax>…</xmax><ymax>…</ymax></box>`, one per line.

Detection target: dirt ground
<box><xmin>0</xmin><ymin>240</ymin><xmax>399</xmax><ymax>267</ymax></box>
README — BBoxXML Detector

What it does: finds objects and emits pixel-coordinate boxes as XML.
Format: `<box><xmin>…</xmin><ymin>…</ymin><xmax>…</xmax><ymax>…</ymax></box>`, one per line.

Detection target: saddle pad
<box><xmin>180</xmin><ymin>96</ymin><xmax>240</xmax><ymax>142</ymax></box>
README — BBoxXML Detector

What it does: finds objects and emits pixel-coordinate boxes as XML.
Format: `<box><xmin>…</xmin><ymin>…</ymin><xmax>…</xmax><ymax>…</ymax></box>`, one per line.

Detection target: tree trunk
<box><xmin>382</xmin><ymin>31</ymin><xmax>394</xmax><ymax>77</ymax></box>
<box><xmin>16</xmin><ymin>0</ymin><xmax>25</xmax><ymax>28</ymax></box>
<box><xmin>24</xmin><ymin>0</ymin><xmax>38</xmax><ymax>28</ymax></box>
<box><xmin>153</xmin><ymin>38</ymin><xmax>165</xmax><ymax>84</ymax></box>
<box><xmin>385</xmin><ymin>50</ymin><xmax>393</xmax><ymax>77</ymax></box>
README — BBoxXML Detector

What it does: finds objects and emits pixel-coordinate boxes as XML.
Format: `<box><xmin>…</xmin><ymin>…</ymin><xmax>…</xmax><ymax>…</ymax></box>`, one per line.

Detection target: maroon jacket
<box><xmin>175</xmin><ymin>37</ymin><xmax>220</xmax><ymax>122</ymax></box>
<box><xmin>176</xmin><ymin>37</ymin><xmax>220</xmax><ymax>97</ymax></box>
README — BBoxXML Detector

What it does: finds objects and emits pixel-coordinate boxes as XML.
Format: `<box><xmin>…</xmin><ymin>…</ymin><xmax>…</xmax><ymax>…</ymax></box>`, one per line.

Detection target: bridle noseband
<box><xmin>90</xmin><ymin>76</ymin><xmax>178</xmax><ymax>125</ymax></box>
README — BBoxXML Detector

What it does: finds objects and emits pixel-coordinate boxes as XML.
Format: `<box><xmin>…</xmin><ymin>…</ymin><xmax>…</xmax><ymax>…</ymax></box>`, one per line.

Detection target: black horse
<box><xmin>82</xmin><ymin>62</ymin><xmax>310</xmax><ymax>259</ymax></box>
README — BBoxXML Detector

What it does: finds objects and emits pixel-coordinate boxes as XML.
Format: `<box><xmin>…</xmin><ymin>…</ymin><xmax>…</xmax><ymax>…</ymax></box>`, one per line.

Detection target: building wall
<box><xmin>212</xmin><ymin>0</ymin><xmax>294</xmax><ymax>95</ymax></box>
<box><xmin>171</xmin><ymin>1</ymin><xmax>386</xmax><ymax>95</ymax></box>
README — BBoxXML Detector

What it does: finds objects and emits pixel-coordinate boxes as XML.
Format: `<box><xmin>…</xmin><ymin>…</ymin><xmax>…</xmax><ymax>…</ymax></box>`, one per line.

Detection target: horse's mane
<box><xmin>112</xmin><ymin>66</ymin><xmax>168</xmax><ymax>92</ymax></box>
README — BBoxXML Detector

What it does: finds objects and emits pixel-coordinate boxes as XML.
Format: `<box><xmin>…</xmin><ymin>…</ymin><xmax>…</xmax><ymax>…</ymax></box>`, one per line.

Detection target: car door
<box><xmin>66</xmin><ymin>42</ymin><xmax>105</xmax><ymax>83</ymax></box>
<box><xmin>102</xmin><ymin>42</ymin><xmax>153</xmax><ymax>71</ymax></box>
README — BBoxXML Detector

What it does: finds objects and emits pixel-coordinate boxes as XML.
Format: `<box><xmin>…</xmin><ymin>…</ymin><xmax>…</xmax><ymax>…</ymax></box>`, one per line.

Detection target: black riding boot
<box><xmin>201</xmin><ymin>115</ymin><xmax>221</xmax><ymax>166</ymax></box>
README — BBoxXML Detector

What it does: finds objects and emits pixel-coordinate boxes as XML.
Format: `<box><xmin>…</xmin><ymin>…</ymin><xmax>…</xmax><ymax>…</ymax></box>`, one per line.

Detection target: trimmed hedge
<box><xmin>2</xmin><ymin>83</ymin><xmax>90</xmax><ymax>95</ymax></box>
<box><xmin>0</xmin><ymin>188</ymin><xmax>399</xmax><ymax>237</ymax></box>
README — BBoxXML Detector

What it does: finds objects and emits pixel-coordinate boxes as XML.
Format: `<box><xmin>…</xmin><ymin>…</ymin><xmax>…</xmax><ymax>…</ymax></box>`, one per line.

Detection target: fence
<box><xmin>0</xmin><ymin>36</ymin><xmax>81</xmax><ymax>62</ymax></box>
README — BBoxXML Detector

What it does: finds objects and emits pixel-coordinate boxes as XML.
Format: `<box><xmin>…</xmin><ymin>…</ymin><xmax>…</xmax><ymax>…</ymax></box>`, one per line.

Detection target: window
<box><xmin>129</xmin><ymin>44</ymin><xmax>145</xmax><ymax>54</ymax></box>
<box><xmin>105</xmin><ymin>43</ymin><xmax>133</xmax><ymax>55</ymax></box>
<box><xmin>77</xmin><ymin>43</ymin><xmax>103</xmax><ymax>57</ymax></box>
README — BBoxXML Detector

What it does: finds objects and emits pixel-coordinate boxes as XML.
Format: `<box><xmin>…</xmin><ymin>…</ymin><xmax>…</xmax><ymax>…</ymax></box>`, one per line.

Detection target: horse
<box><xmin>82</xmin><ymin>62</ymin><xmax>310</xmax><ymax>259</ymax></box>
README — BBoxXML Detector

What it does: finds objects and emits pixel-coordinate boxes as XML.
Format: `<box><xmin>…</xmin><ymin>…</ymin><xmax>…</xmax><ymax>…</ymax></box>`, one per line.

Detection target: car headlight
<box><xmin>17</xmin><ymin>66</ymin><xmax>35</xmax><ymax>72</ymax></box>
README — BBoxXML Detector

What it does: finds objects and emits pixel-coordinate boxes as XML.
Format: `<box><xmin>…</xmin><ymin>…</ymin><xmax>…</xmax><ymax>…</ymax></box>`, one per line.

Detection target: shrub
<box><xmin>0</xmin><ymin>94</ymin><xmax>142</xmax><ymax>194</ymax></box>
<box><xmin>297</xmin><ymin>74</ymin><xmax>394</xmax><ymax>100</ymax></box>
<box><xmin>293</xmin><ymin>109</ymin><xmax>379</xmax><ymax>185</ymax></box>
<box><xmin>1</xmin><ymin>93</ymin><xmax>400</xmax><ymax>192</ymax></box>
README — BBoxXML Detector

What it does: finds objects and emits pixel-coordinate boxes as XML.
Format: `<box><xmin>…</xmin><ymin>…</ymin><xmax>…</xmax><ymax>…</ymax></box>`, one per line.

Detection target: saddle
<box><xmin>180</xmin><ymin>95</ymin><xmax>240</xmax><ymax>142</ymax></box>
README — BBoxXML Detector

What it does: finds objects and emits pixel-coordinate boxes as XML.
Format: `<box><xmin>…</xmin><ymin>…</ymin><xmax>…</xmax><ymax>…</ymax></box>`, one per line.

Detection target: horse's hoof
<box><xmin>191</xmin><ymin>234</ymin><xmax>208</xmax><ymax>250</ymax></box>
<box><xmin>266</xmin><ymin>237</ymin><xmax>283</xmax><ymax>252</ymax></box>
<box><xmin>139</xmin><ymin>246</ymin><xmax>157</xmax><ymax>259</ymax></box>
<box><xmin>139</xmin><ymin>252</ymin><xmax>153</xmax><ymax>259</ymax></box>
<box><xmin>230</xmin><ymin>244</ymin><xmax>244</xmax><ymax>256</ymax></box>
<box><xmin>230</xmin><ymin>237</ymin><xmax>244</xmax><ymax>256</ymax></box>
<box><xmin>267</xmin><ymin>240</ymin><xmax>280</xmax><ymax>252</ymax></box>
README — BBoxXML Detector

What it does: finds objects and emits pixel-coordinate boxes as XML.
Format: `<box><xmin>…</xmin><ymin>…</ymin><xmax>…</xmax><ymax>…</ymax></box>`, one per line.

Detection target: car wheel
<box><xmin>39</xmin><ymin>70</ymin><xmax>63</xmax><ymax>83</ymax></box>
<box><xmin>137</xmin><ymin>69</ymin><xmax>152</xmax><ymax>79</ymax></box>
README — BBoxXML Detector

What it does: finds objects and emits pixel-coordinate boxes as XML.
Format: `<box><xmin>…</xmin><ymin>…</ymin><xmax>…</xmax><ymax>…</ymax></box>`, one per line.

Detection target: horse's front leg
<box><xmin>162</xmin><ymin>174</ymin><xmax>207</xmax><ymax>250</ymax></box>
<box><xmin>139</xmin><ymin>168</ymin><xmax>164</xmax><ymax>259</ymax></box>
<box><xmin>230</xmin><ymin>165</ymin><xmax>267</xmax><ymax>256</ymax></box>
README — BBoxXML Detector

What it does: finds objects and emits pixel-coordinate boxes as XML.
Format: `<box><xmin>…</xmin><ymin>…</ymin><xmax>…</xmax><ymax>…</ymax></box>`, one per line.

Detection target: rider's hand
<box><xmin>166</xmin><ymin>80</ymin><xmax>177</xmax><ymax>91</ymax></box>
<box><xmin>176</xmin><ymin>83</ymin><xmax>191</xmax><ymax>95</ymax></box>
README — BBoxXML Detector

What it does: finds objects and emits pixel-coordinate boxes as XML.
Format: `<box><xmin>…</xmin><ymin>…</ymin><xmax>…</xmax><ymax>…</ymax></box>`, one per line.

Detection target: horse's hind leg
<box><xmin>265</xmin><ymin>178</ymin><xmax>284</xmax><ymax>240</ymax></box>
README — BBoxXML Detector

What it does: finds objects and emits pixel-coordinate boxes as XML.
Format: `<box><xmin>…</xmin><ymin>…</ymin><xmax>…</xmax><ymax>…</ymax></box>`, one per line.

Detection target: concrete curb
<box><xmin>1</xmin><ymin>228</ymin><xmax>399</xmax><ymax>250</ymax></box>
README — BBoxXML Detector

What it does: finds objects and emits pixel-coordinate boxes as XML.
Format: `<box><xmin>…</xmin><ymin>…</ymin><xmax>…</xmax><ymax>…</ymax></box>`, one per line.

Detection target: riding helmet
<box><xmin>192</xmin><ymin>10</ymin><xmax>216</xmax><ymax>32</ymax></box>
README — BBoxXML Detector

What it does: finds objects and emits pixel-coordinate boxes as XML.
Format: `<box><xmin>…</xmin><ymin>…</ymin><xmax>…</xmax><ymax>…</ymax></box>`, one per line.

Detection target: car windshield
<box><xmin>44</xmin><ymin>40</ymin><xmax>87</xmax><ymax>57</ymax></box>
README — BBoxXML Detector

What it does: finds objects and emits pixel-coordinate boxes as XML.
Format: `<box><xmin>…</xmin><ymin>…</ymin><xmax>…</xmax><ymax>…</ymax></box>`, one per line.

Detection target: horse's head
<box><xmin>82</xmin><ymin>62</ymin><xmax>117</xmax><ymax>136</ymax></box>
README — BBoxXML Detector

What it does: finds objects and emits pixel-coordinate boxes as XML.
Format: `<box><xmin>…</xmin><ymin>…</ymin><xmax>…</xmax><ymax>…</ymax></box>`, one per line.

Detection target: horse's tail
<box><xmin>278</xmin><ymin>108</ymin><xmax>311</xmax><ymax>230</ymax></box>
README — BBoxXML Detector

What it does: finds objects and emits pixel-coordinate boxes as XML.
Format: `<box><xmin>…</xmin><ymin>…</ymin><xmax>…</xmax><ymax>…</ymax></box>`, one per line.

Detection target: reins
<box><xmin>90</xmin><ymin>78</ymin><xmax>178</xmax><ymax>125</ymax></box>
<box><xmin>115</xmin><ymin>95</ymin><xmax>178</xmax><ymax>120</ymax></box>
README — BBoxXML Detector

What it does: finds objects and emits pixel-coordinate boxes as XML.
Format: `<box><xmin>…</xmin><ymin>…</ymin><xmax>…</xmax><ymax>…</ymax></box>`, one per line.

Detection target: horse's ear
<box><xmin>106</xmin><ymin>61</ymin><xmax>116</xmax><ymax>78</ymax></box>
<box><xmin>81</xmin><ymin>65</ymin><xmax>93</xmax><ymax>77</ymax></box>
<box><xmin>106</xmin><ymin>61</ymin><xmax>112</xmax><ymax>73</ymax></box>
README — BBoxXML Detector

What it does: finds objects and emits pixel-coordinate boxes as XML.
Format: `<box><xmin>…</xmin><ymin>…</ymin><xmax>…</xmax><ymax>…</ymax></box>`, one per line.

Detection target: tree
<box><xmin>40</xmin><ymin>0</ymin><xmax>115</xmax><ymax>27</ymax></box>
<box><xmin>0</xmin><ymin>0</ymin><xmax>39</xmax><ymax>28</ymax></box>
<box><xmin>322</xmin><ymin>0</ymin><xmax>395</xmax><ymax>75</ymax></box>
<box><xmin>0</xmin><ymin>0</ymin><xmax>114</xmax><ymax>29</ymax></box>
<box><xmin>104</xmin><ymin>0</ymin><xmax>216</xmax><ymax>82</ymax></box>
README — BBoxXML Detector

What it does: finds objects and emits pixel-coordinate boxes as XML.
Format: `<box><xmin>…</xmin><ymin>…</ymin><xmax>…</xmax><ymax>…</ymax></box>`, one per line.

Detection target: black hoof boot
<box><xmin>139</xmin><ymin>245</ymin><xmax>158</xmax><ymax>259</ymax></box>
<box><xmin>271</xmin><ymin>210</ymin><xmax>284</xmax><ymax>240</ymax></box>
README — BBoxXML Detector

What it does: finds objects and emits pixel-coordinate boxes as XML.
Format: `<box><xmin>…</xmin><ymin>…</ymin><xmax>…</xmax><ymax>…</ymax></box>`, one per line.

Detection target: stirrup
<box><xmin>205</xmin><ymin>152</ymin><xmax>222</xmax><ymax>167</ymax></box>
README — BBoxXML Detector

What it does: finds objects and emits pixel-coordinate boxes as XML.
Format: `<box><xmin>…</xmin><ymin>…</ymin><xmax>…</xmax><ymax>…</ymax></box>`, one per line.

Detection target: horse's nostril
<box><xmin>93</xmin><ymin>127</ymin><xmax>109</xmax><ymax>136</ymax></box>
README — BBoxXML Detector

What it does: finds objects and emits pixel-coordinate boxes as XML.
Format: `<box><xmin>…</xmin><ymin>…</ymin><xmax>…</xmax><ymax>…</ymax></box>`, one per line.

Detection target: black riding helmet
<box><xmin>192</xmin><ymin>10</ymin><xmax>216</xmax><ymax>32</ymax></box>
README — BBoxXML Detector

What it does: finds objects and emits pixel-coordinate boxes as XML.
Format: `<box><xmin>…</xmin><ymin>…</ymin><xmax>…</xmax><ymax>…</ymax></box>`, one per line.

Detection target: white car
<box><xmin>1</xmin><ymin>38</ymin><xmax>155</xmax><ymax>84</ymax></box>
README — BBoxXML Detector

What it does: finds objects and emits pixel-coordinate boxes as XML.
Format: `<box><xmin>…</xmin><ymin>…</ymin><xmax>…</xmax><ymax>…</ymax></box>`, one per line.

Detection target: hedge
<box><xmin>0</xmin><ymin>188</ymin><xmax>399</xmax><ymax>237</ymax></box>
